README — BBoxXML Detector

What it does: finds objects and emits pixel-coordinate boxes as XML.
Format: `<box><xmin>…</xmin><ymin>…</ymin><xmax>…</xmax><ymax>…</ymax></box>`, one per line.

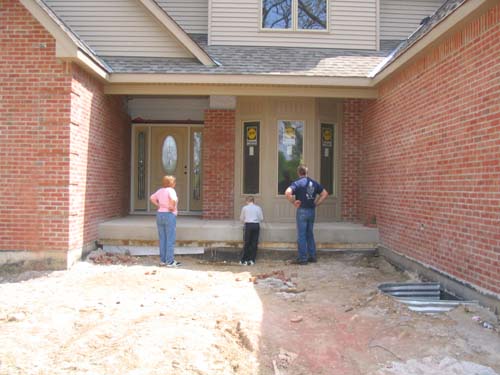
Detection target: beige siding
<box><xmin>380</xmin><ymin>0</ymin><xmax>445</xmax><ymax>40</ymax></box>
<box><xmin>157</xmin><ymin>0</ymin><xmax>208</xmax><ymax>34</ymax></box>
<box><xmin>128</xmin><ymin>97</ymin><xmax>209</xmax><ymax>121</ymax></box>
<box><xmin>210</xmin><ymin>0</ymin><xmax>377</xmax><ymax>50</ymax></box>
<box><xmin>45</xmin><ymin>0</ymin><xmax>192</xmax><ymax>57</ymax></box>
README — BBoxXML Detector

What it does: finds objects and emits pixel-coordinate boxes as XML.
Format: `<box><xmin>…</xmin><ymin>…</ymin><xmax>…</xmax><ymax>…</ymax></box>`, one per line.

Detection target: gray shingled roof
<box><xmin>373</xmin><ymin>0</ymin><xmax>466</xmax><ymax>74</ymax></box>
<box><xmin>34</xmin><ymin>0</ymin><xmax>111</xmax><ymax>71</ymax></box>
<box><xmin>37</xmin><ymin>0</ymin><xmax>466</xmax><ymax>78</ymax></box>
<box><xmin>103</xmin><ymin>37</ymin><xmax>393</xmax><ymax>77</ymax></box>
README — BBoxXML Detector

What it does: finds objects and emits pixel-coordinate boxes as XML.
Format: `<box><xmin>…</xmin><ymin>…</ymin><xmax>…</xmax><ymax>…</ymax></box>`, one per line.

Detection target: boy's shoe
<box><xmin>307</xmin><ymin>257</ymin><xmax>317</xmax><ymax>263</ymax></box>
<box><xmin>290</xmin><ymin>259</ymin><xmax>308</xmax><ymax>265</ymax></box>
<box><xmin>239</xmin><ymin>260</ymin><xmax>248</xmax><ymax>266</ymax></box>
<box><xmin>247</xmin><ymin>260</ymin><xmax>255</xmax><ymax>266</ymax></box>
<box><xmin>167</xmin><ymin>260</ymin><xmax>182</xmax><ymax>267</ymax></box>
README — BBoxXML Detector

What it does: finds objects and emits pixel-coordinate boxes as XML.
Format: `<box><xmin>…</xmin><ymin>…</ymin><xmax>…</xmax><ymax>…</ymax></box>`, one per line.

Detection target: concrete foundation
<box><xmin>0</xmin><ymin>250</ymin><xmax>67</xmax><ymax>274</ymax></box>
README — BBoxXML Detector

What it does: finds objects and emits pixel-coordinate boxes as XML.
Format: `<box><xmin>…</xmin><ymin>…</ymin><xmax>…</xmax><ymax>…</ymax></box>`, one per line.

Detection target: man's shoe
<box><xmin>167</xmin><ymin>260</ymin><xmax>182</xmax><ymax>267</ymax></box>
<box><xmin>239</xmin><ymin>260</ymin><xmax>248</xmax><ymax>266</ymax></box>
<box><xmin>290</xmin><ymin>259</ymin><xmax>308</xmax><ymax>265</ymax></box>
<box><xmin>307</xmin><ymin>257</ymin><xmax>317</xmax><ymax>263</ymax></box>
<box><xmin>247</xmin><ymin>260</ymin><xmax>255</xmax><ymax>266</ymax></box>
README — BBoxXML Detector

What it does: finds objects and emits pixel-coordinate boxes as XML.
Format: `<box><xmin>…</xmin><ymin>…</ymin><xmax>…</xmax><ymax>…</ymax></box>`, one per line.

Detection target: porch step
<box><xmin>98</xmin><ymin>216</ymin><xmax>379</xmax><ymax>252</ymax></box>
<box><xmin>102</xmin><ymin>246</ymin><xmax>204</xmax><ymax>256</ymax></box>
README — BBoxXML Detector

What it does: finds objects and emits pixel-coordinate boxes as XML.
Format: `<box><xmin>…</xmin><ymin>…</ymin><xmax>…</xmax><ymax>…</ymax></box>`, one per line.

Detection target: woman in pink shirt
<box><xmin>150</xmin><ymin>175</ymin><xmax>181</xmax><ymax>267</ymax></box>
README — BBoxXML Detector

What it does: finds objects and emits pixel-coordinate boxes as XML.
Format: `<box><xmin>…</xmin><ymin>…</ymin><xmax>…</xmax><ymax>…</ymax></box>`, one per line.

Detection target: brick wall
<box><xmin>341</xmin><ymin>99</ymin><xmax>367</xmax><ymax>222</ymax></box>
<box><xmin>69</xmin><ymin>66</ymin><xmax>130</xmax><ymax>252</ymax></box>
<box><xmin>362</xmin><ymin>4</ymin><xmax>500</xmax><ymax>294</ymax></box>
<box><xmin>202</xmin><ymin>110</ymin><xmax>235</xmax><ymax>219</ymax></box>
<box><xmin>0</xmin><ymin>0</ymin><xmax>72</xmax><ymax>253</ymax></box>
<box><xmin>0</xmin><ymin>0</ymin><xmax>130</xmax><ymax>262</ymax></box>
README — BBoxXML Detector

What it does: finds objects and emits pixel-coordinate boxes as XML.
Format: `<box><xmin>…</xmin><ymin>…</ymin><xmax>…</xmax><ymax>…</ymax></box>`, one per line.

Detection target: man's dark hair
<box><xmin>297</xmin><ymin>165</ymin><xmax>308</xmax><ymax>176</ymax></box>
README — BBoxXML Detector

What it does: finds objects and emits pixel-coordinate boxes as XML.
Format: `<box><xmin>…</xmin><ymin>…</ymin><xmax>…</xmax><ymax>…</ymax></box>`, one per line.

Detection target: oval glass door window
<box><xmin>162</xmin><ymin>136</ymin><xmax>177</xmax><ymax>174</ymax></box>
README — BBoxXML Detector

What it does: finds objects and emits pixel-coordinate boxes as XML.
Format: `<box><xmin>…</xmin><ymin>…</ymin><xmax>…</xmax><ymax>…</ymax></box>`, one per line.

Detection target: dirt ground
<box><xmin>0</xmin><ymin>250</ymin><xmax>499</xmax><ymax>375</ymax></box>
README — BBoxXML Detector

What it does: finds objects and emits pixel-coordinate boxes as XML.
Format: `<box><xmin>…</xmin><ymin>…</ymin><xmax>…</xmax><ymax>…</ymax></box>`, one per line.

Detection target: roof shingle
<box><xmin>104</xmin><ymin>36</ymin><xmax>392</xmax><ymax>77</ymax></box>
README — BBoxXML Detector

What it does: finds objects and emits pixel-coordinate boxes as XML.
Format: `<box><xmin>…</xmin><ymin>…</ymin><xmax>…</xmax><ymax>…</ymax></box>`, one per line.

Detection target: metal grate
<box><xmin>378</xmin><ymin>282</ymin><xmax>476</xmax><ymax>314</ymax></box>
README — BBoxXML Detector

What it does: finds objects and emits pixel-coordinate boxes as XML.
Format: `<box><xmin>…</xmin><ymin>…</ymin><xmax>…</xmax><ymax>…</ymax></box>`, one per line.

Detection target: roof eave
<box><xmin>20</xmin><ymin>0</ymin><xmax>110</xmax><ymax>80</ymax></box>
<box><xmin>136</xmin><ymin>0</ymin><xmax>217</xmax><ymax>67</ymax></box>
<box><xmin>104</xmin><ymin>81</ymin><xmax>378</xmax><ymax>99</ymax></box>
<box><xmin>107</xmin><ymin>73</ymin><xmax>373</xmax><ymax>87</ymax></box>
<box><xmin>372</xmin><ymin>0</ymin><xmax>493</xmax><ymax>85</ymax></box>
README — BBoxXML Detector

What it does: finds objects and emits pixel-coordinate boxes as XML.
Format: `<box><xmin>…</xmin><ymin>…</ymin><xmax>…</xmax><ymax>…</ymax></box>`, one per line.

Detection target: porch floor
<box><xmin>98</xmin><ymin>215</ymin><xmax>379</xmax><ymax>254</ymax></box>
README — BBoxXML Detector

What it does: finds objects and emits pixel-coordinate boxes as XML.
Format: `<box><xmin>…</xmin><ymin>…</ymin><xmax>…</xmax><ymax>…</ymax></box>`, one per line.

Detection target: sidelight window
<box><xmin>243</xmin><ymin>121</ymin><xmax>260</xmax><ymax>194</ymax></box>
<box><xmin>320</xmin><ymin>123</ymin><xmax>334</xmax><ymax>194</ymax></box>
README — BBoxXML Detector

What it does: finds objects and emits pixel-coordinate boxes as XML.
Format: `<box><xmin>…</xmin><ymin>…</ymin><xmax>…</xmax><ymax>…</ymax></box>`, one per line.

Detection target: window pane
<box><xmin>262</xmin><ymin>0</ymin><xmax>292</xmax><ymax>29</ymax></box>
<box><xmin>298</xmin><ymin>0</ymin><xmax>327</xmax><ymax>30</ymax></box>
<box><xmin>243</xmin><ymin>122</ymin><xmax>260</xmax><ymax>194</ymax></box>
<box><xmin>320</xmin><ymin>123</ymin><xmax>334</xmax><ymax>193</ymax></box>
<box><xmin>161</xmin><ymin>136</ymin><xmax>177</xmax><ymax>174</ymax></box>
<box><xmin>191</xmin><ymin>131</ymin><xmax>202</xmax><ymax>205</ymax></box>
<box><xmin>137</xmin><ymin>131</ymin><xmax>146</xmax><ymax>201</ymax></box>
<box><xmin>278</xmin><ymin>120</ymin><xmax>304</xmax><ymax>194</ymax></box>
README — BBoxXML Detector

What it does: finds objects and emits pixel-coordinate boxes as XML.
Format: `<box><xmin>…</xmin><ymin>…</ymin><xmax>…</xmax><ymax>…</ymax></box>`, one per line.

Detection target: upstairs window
<box><xmin>262</xmin><ymin>0</ymin><xmax>292</xmax><ymax>29</ymax></box>
<box><xmin>262</xmin><ymin>0</ymin><xmax>327</xmax><ymax>31</ymax></box>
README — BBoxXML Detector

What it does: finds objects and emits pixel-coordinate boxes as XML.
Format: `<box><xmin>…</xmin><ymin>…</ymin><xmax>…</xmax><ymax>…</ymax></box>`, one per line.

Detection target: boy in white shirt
<box><xmin>239</xmin><ymin>196</ymin><xmax>264</xmax><ymax>265</ymax></box>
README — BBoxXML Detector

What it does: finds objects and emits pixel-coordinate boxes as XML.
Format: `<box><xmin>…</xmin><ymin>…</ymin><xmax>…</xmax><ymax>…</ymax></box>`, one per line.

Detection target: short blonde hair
<box><xmin>162</xmin><ymin>175</ymin><xmax>176</xmax><ymax>188</ymax></box>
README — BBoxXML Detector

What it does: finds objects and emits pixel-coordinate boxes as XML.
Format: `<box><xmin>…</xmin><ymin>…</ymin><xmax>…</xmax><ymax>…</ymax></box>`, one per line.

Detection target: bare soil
<box><xmin>1</xmin><ymin>251</ymin><xmax>499</xmax><ymax>375</ymax></box>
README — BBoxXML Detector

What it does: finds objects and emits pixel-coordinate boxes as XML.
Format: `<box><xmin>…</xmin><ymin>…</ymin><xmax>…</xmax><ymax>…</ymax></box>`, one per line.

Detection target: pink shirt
<box><xmin>150</xmin><ymin>187</ymin><xmax>178</xmax><ymax>215</ymax></box>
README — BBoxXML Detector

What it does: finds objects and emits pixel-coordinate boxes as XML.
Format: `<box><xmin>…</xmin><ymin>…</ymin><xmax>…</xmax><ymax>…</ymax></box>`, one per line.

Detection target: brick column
<box><xmin>202</xmin><ymin>109</ymin><xmax>236</xmax><ymax>219</ymax></box>
<box><xmin>341</xmin><ymin>99</ymin><xmax>367</xmax><ymax>222</ymax></box>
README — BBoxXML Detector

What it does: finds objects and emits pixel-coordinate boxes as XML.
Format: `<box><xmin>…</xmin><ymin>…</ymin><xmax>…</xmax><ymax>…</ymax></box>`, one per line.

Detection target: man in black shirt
<box><xmin>285</xmin><ymin>165</ymin><xmax>329</xmax><ymax>264</ymax></box>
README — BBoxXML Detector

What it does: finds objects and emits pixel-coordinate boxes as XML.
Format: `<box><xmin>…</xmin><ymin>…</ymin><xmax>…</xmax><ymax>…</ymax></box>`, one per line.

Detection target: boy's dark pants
<box><xmin>242</xmin><ymin>223</ymin><xmax>260</xmax><ymax>262</ymax></box>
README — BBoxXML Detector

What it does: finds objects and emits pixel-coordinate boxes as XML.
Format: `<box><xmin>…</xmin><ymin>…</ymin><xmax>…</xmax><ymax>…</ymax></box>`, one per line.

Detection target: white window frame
<box><xmin>260</xmin><ymin>0</ymin><xmax>329</xmax><ymax>33</ymax></box>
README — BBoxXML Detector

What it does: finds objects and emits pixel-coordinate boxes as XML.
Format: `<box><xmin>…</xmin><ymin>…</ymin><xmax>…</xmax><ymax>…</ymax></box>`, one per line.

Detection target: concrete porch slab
<box><xmin>98</xmin><ymin>215</ymin><xmax>379</xmax><ymax>252</ymax></box>
<box><xmin>103</xmin><ymin>245</ymin><xmax>205</xmax><ymax>256</ymax></box>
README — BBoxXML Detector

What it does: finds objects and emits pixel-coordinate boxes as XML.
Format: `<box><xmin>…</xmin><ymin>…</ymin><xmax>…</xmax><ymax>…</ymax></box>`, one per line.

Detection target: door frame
<box><xmin>130</xmin><ymin>123</ymin><xmax>203</xmax><ymax>215</ymax></box>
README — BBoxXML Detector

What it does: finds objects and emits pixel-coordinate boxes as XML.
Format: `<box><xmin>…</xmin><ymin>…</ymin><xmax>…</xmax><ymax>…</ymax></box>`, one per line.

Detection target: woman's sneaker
<box><xmin>167</xmin><ymin>260</ymin><xmax>182</xmax><ymax>267</ymax></box>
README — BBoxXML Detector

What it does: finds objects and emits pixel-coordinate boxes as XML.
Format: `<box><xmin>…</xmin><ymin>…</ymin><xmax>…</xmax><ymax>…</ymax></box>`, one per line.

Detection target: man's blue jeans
<box><xmin>156</xmin><ymin>212</ymin><xmax>176</xmax><ymax>264</ymax></box>
<box><xmin>296</xmin><ymin>207</ymin><xmax>316</xmax><ymax>261</ymax></box>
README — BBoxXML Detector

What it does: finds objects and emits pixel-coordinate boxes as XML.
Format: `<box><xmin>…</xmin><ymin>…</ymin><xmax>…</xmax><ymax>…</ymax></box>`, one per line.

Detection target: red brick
<box><xmin>0</xmin><ymin>0</ymin><xmax>130</xmax><ymax>255</ymax></box>
<box><xmin>361</xmin><ymin>3</ymin><xmax>500</xmax><ymax>294</ymax></box>
<box><xmin>202</xmin><ymin>109</ymin><xmax>235</xmax><ymax>219</ymax></box>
